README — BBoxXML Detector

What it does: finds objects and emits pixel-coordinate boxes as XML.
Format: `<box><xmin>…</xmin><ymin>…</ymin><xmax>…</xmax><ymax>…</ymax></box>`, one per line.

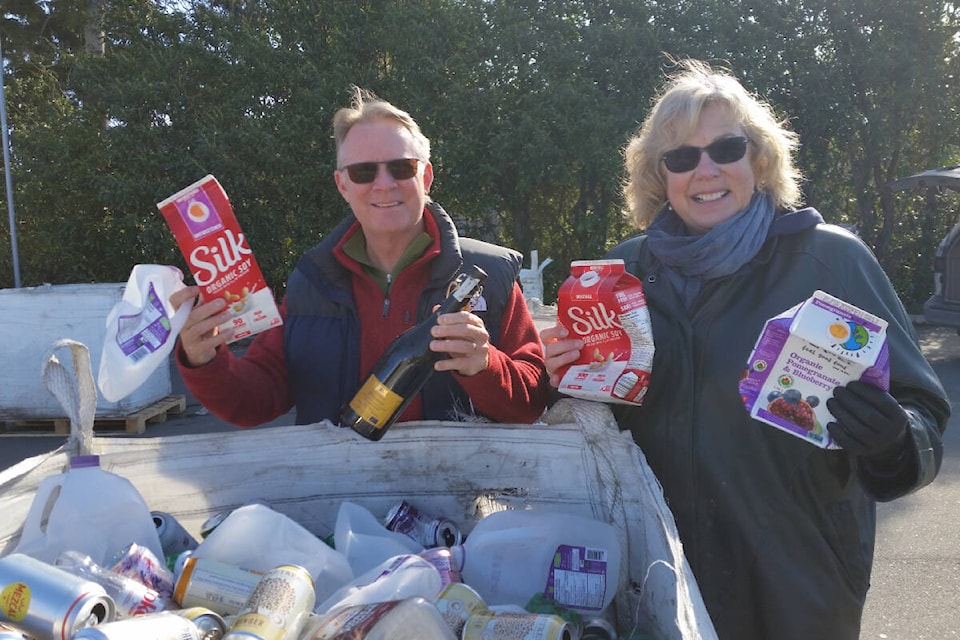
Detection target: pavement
<box><xmin>1</xmin><ymin>323</ymin><xmax>958</xmax><ymax>638</ymax></box>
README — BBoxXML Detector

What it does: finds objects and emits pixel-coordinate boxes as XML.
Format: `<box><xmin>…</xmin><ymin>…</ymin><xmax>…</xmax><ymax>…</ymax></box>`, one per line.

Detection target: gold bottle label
<box><xmin>348</xmin><ymin>375</ymin><xmax>404</xmax><ymax>429</ymax></box>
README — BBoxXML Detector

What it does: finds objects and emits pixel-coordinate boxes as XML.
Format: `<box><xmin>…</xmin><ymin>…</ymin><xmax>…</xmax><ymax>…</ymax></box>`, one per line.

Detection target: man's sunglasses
<box><xmin>340</xmin><ymin>158</ymin><xmax>421</xmax><ymax>184</ymax></box>
<box><xmin>661</xmin><ymin>136</ymin><xmax>750</xmax><ymax>173</ymax></box>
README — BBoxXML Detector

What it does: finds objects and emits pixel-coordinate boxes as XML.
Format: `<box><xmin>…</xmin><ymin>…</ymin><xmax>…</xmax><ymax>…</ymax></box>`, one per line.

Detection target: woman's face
<box><xmin>663</xmin><ymin>102</ymin><xmax>756</xmax><ymax>235</ymax></box>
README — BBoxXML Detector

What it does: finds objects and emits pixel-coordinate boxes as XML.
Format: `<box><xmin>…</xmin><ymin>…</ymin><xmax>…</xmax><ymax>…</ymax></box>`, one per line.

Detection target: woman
<box><xmin>541</xmin><ymin>60</ymin><xmax>949</xmax><ymax>639</ymax></box>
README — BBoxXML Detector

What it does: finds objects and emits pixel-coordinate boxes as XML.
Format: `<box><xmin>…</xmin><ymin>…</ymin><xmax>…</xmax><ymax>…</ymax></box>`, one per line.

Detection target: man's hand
<box><xmin>827</xmin><ymin>380</ymin><xmax>909</xmax><ymax>459</ymax></box>
<box><xmin>430</xmin><ymin>310</ymin><xmax>491</xmax><ymax>376</ymax></box>
<box><xmin>539</xmin><ymin>323</ymin><xmax>583</xmax><ymax>388</ymax></box>
<box><xmin>169</xmin><ymin>286</ymin><xmax>236</xmax><ymax>367</ymax></box>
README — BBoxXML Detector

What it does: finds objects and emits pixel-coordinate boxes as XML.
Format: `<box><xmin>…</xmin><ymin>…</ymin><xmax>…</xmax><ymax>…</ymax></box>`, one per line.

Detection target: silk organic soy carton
<box><xmin>738</xmin><ymin>290</ymin><xmax>889</xmax><ymax>448</ymax></box>
<box><xmin>556</xmin><ymin>259</ymin><xmax>654</xmax><ymax>405</ymax></box>
<box><xmin>158</xmin><ymin>175</ymin><xmax>282</xmax><ymax>342</ymax></box>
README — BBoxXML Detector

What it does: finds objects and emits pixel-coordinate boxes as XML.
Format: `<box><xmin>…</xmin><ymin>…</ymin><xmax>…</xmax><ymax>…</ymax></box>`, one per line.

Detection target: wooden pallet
<box><xmin>7</xmin><ymin>395</ymin><xmax>187</xmax><ymax>435</ymax></box>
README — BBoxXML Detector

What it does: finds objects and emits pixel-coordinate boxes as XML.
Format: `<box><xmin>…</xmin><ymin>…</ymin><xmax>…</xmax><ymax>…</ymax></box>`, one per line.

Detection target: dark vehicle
<box><xmin>890</xmin><ymin>166</ymin><xmax>960</xmax><ymax>328</ymax></box>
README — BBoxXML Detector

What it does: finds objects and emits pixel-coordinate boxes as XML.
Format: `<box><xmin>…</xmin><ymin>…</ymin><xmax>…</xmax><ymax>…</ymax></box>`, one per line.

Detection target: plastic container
<box><xmin>190</xmin><ymin>503</ymin><xmax>353</xmax><ymax>606</ymax></box>
<box><xmin>313</xmin><ymin>554</ymin><xmax>443</xmax><ymax>615</ymax></box>
<box><xmin>333</xmin><ymin>501</ymin><xmax>424</xmax><ymax>577</ymax></box>
<box><xmin>13</xmin><ymin>454</ymin><xmax>164</xmax><ymax>567</ymax></box>
<box><xmin>449</xmin><ymin>509</ymin><xmax>621</xmax><ymax>614</ymax></box>
<box><xmin>97</xmin><ymin>264</ymin><xmax>191</xmax><ymax>403</ymax></box>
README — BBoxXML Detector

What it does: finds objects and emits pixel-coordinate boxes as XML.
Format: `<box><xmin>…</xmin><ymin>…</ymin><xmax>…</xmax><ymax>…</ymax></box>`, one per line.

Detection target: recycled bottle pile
<box><xmin>0</xmin><ymin>455</ymin><xmax>634</xmax><ymax>640</ymax></box>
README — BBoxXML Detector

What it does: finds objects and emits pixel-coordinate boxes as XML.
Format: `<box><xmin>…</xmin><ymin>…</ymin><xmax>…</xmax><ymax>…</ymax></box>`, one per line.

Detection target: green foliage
<box><xmin>2</xmin><ymin>0</ymin><xmax>959</xmax><ymax>313</ymax></box>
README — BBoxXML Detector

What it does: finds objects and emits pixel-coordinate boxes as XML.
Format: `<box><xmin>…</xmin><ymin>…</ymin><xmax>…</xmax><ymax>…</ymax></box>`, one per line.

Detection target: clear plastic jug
<box><xmin>14</xmin><ymin>454</ymin><xmax>164</xmax><ymax>567</ymax></box>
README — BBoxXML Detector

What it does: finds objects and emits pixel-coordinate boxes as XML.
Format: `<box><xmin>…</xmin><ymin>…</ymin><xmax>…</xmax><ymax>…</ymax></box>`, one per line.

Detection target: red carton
<box><xmin>556</xmin><ymin>259</ymin><xmax>654</xmax><ymax>405</ymax></box>
<box><xmin>157</xmin><ymin>175</ymin><xmax>282</xmax><ymax>342</ymax></box>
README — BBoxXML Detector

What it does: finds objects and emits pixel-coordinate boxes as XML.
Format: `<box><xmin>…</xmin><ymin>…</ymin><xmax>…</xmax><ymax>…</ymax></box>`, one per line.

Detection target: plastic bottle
<box><xmin>313</xmin><ymin>554</ymin><xmax>443</xmax><ymax>615</ymax></box>
<box><xmin>448</xmin><ymin>509</ymin><xmax>621</xmax><ymax>614</ymax></box>
<box><xmin>339</xmin><ymin>266</ymin><xmax>488</xmax><ymax>440</ymax></box>
<box><xmin>14</xmin><ymin>454</ymin><xmax>165</xmax><ymax>567</ymax></box>
<box><xmin>55</xmin><ymin>550</ymin><xmax>172</xmax><ymax>618</ymax></box>
<box><xmin>299</xmin><ymin>597</ymin><xmax>456</xmax><ymax>640</ymax></box>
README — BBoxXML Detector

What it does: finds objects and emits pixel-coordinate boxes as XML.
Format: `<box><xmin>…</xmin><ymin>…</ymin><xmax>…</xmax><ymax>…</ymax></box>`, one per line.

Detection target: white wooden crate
<box><xmin>0</xmin><ymin>283</ymin><xmax>171</xmax><ymax>420</ymax></box>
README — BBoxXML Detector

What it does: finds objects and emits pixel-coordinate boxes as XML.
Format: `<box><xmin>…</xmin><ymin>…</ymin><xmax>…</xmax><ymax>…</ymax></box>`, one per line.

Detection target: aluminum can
<box><xmin>170</xmin><ymin>607</ymin><xmax>228</xmax><ymax>640</ymax></box>
<box><xmin>198</xmin><ymin>510</ymin><xmax>232</xmax><ymax>540</ymax></box>
<box><xmin>224</xmin><ymin>564</ymin><xmax>314</xmax><ymax>640</ymax></box>
<box><xmin>111</xmin><ymin>542</ymin><xmax>176</xmax><ymax>599</ymax></box>
<box><xmin>418</xmin><ymin>547</ymin><xmax>462</xmax><ymax>587</ymax></box>
<box><xmin>153</xmin><ymin>511</ymin><xmax>200</xmax><ymax>557</ymax></box>
<box><xmin>173</xmin><ymin>557</ymin><xmax>263</xmax><ymax>616</ymax></box>
<box><xmin>0</xmin><ymin>553</ymin><xmax>115</xmax><ymax>640</ymax></box>
<box><xmin>0</xmin><ymin>622</ymin><xmax>25</xmax><ymax>639</ymax></box>
<box><xmin>581</xmin><ymin>616</ymin><xmax>618</xmax><ymax>640</ymax></box>
<box><xmin>384</xmin><ymin>500</ymin><xmax>462</xmax><ymax>548</ymax></box>
<box><xmin>72</xmin><ymin>612</ymin><xmax>201</xmax><ymax>640</ymax></box>
<box><xmin>432</xmin><ymin>582</ymin><xmax>485</xmax><ymax>637</ymax></box>
<box><xmin>462</xmin><ymin>611</ymin><xmax>575</xmax><ymax>640</ymax></box>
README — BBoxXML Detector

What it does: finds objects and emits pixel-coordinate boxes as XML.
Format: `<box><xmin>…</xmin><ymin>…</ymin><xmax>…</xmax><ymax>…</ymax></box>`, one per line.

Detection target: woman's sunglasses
<box><xmin>661</xmin><ymin>136</ymin><xmax>750</xmax><ymax>173</ymax></box>
<box><xmin>340</xmin><ymin>158</ymin><xmax>421</xmax><ymax>184</ymax></box>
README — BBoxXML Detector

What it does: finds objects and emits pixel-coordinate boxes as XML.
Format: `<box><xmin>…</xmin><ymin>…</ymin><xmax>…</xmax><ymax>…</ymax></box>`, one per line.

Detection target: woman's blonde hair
<box><xmin>623</xmin><ymin>59</ymin><xmax>803</xmax><ymax>229</ymax></box>
<box><xmin>332</xmin><ymin>86</ymin><xmax>431</xmax><ymax>166</ymax></box>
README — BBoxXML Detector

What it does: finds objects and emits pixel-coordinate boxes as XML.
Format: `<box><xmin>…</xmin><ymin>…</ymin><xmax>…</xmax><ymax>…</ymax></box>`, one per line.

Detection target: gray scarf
<box><xmin>646</xmin><ymin>192</ymin><xmax>775</xmax><ymax>308</ymax></box>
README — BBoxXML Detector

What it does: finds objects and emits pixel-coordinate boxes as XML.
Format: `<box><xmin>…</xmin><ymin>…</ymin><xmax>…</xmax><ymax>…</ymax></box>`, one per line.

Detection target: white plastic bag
<box><xmin>97</xmin><ymin>264</ymin><xmax>192</xmax><ymax>402</ymax></box>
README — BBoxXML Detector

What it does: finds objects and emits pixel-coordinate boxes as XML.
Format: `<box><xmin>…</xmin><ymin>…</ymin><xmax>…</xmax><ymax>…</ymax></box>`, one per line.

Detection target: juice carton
<box><xmin>157</xmin><ymin>175</ymin><xmax>282</xmax><ymax>342</ymax></box>
<box><xmin>556</xmin><ymin>260</ymin><xmax>654</xmax><ymax>405</ymax></box>
<box><xmin>738</xmin><ymin>290</ymin><xmax>889</xmax><ymax>448</ymax></box>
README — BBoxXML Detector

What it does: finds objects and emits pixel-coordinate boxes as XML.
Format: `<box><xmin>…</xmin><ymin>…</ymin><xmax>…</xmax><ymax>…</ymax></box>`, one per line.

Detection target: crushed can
<box><xmin>384</xmin><ymin>500</ymin><xmax>462</xmax><ymax>548</ymax></box>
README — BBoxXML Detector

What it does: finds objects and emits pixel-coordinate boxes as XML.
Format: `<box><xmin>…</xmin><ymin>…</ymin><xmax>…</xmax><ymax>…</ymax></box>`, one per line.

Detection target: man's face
<box><xmin>334</xmin><ymin>119</ymin><xmax>433</xmax><ymax>246</ymax></box>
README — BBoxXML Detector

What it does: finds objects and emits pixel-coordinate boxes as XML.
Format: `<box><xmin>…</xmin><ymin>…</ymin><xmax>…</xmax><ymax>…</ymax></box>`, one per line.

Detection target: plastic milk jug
<box><xmin>14</xmin><ymin>454</ymin><xmax>164</xmax><ymax>567</ymax></box>
<box><xmin>448</xmin><ymin>509</ymin><xmax>621</xmax><ymax>614</ymax></box>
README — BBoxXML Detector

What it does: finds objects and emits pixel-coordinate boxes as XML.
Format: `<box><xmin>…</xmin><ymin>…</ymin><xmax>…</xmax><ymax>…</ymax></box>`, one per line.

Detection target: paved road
<box><xmin>860</xmin><ymin>324</ymin><xmax>960</xmax><ymax>639</ymax></box>
<box><xmin>2</xmin><ymin>324</ymin><xmax>958</xmax><ymax>638</ymax></box>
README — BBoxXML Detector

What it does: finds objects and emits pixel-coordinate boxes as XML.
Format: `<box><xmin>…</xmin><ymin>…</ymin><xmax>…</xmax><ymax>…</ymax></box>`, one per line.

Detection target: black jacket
<box><xmin>607</xmin><ymin>208</ymin><xmax>949</xmax><ymax>639</ymax></box>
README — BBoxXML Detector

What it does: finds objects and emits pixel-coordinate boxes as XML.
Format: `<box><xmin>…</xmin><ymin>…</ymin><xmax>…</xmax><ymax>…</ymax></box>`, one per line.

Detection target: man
<box><xmin>171</xmin><ymin>87</ymin><xmax>548</xmax><ymax>428</ymax></box>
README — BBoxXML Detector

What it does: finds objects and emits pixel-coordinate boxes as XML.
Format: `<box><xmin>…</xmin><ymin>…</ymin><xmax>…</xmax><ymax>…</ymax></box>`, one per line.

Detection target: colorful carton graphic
<box><xmin>556</xmin><ymin>260</ymin><xmax>654</xmax><ymax>405</ymax></box>
<box><xmin>739</xmin><ymin>290</ymin><xmax>889</xmax><ymax>448</ymax></box>
<box><xmin>157</xmin><ymin>175</ymin><xmax>282</xmax><ymax>342</ymax></box>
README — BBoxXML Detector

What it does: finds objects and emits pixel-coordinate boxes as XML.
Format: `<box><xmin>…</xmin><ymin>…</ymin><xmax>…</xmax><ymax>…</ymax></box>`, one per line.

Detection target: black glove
<box><xmin>826</xmin><ymin>380</ymin><xmax>909</xmax><ymax>459</ymax></box>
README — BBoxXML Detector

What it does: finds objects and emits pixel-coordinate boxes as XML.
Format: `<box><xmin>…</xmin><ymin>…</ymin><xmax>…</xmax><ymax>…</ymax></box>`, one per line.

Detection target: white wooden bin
<box><xmin>0</xmin><ymin>283</ymin><xmax>171</xmax><ymax>420</ymax></box>
<box><xmin>0</xmin><ymin>341</ymin><xmax>717</xmax><ymax>639</ymax></box>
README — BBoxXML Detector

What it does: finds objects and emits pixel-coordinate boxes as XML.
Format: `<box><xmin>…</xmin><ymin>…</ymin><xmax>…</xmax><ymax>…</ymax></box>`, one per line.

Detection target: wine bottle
<box><xmin>340</xmin><ymin>265</ymin><xmax>488</xmax><ymax>441</ymax></box>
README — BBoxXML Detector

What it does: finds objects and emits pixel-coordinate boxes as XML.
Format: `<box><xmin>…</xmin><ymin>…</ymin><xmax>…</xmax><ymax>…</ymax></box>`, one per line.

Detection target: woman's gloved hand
<box><xmin>826</xmin><ymin>380</ymin><xmax>909</xmax><ymax>459</ymax></box>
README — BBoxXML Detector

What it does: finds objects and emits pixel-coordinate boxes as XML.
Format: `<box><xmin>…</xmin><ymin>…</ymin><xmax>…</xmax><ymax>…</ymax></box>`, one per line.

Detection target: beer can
<box><xmin>111</xmin><ymin>542</ymin><xmax>176</xmax><ymax>599</ymax></box>
<box><xmin>432</xmin><ymin>582</ymin><xmax>485</xmax><ymax>637</ymax></box>
<box><xmin>171</xmin><ymin>607</ymin><xmax>228</xmax><ymax>640</ymax></box>
<box><xmin>153</xmin><ymin>512</ymin><xmax>200</xmax><ymax>557</ymax></box>
<box><xmin>462</xmin><ymin>611</ymin><xmax>575</xmax><ymax>640</ymax></box>
<box><xmin>582</xmin><ymin>616</ymin><xmax>618</xmax><ymax>639</ymax></box>
<box><xmin>0</xmin><ymin>553</ymin><xmax>115</xmax><ymax>640</ymax></box>
<box><xmin>418</xmin><ymin>547</ymin><xmax>462</xmax><ymax>586</ymax></box>
<box><xmin>173</xmin><ymin>557</ymin><xmax>263</xmax><ymax>616</ymax></box>
<box><xmin>224</xmin><ymin>564</ymin><xmax>314</xmax><ymax>640</ymax></box>
<box><xmin>72</xmin><ymin>612</ymin><xmax>201</xmax><ymax>640</ymax></box>
<box><xmin>0</xmin><ymin>622</ymin><xmax>25</xmax><ymax>639</ymax></box>
<box><xmin>198</xmin><ymin>510</ymin><xmax>231</xmax><ymax>540</ymax></box>
<box><xmin>384</xmin><ymin>500</ymin><xmax>463</xmax><ymax>548</ymax></box>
